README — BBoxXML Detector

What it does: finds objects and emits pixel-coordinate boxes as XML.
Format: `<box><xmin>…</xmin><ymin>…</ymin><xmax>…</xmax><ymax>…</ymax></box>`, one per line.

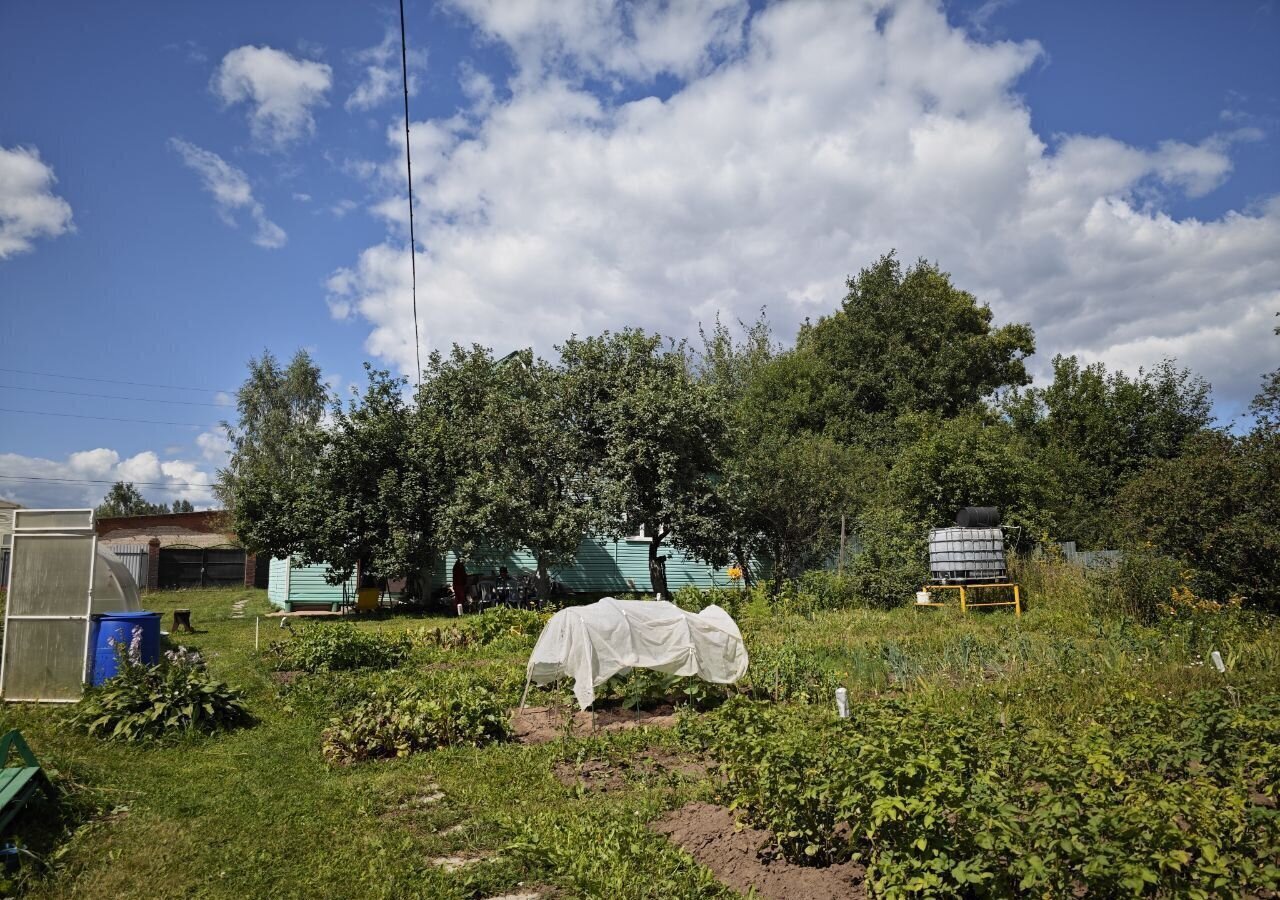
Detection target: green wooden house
<box><xmin>267</xmin><ymin>533</ymin><xmax>734</xmax><ymax>612</ymax></box>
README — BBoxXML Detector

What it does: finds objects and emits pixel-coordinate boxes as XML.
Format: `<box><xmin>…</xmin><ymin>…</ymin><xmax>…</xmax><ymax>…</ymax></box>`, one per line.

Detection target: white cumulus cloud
<box><xmin>345</xmin><ymin>31</ymin><xmax>426</xmax><ymax>112</ymax></box>
<box><xmin>0</xmin><ymin>449</ymin><xmax>217</xmax><ymax>509</ymax></box>
<box><xmin>169</xmin><ymin>138</ymin><xmax>287</xmax><ymax>248</ymax></box>
<box><xmin>213</xmin><ymin>45</ymin><xmax>333</xmax><ymax>150</ymax></box>
<box><xmin>0</xmin><ymin>145</ymin><xmax>74</xmax><ymax>260</ymax></box>
<box><xmin>332</xmin><ymin>0</ymin><xmax>1280</xmax><ymax>412</ymax></box>
<box><xmin>448</xmin><ymin>0</ymin><xmax>749</xmax><ymax>80</ymax></box>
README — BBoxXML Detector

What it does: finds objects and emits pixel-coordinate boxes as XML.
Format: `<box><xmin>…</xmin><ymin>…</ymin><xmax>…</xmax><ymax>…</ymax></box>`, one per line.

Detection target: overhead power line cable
<box><xmin>0</xmin><ymin>366</ymin><xmax>232</xmax><ymax>394</ymax></box>
<box><xmin>0</xmin><ymin>474</ymin><xmax>207</xmax><ymax>488</ymax></box>
<box><xmin>0</xmin><ymin>384</ymin><xmax>231</xmax><ymax>408</ymax></box>
<box><xmin>0</xmin><ymin>407</ymin><xmax>204</xmax><ymax>427</ymax></box>
<box><xmin>399</xmin><ymin>0</ymin><xmax>423</xmax><ymax>387</ymax></box>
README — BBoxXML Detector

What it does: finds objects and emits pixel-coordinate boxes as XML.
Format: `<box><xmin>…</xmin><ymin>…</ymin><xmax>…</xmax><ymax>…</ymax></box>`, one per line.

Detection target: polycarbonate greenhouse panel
<box><xmin>12</xmin><ymin>509</ymin><xmax>94</xmax><ymax>531</ymax></box>
<box><xmin>0</xmin><ymin>531</ymin><xmax>96</xmax><ymax>702</ymax></box>
<box><xmin>0</xmin><ymin>619</ymin><xmax>89</xmax><ymax>702</ymax></box>
<box><xmin>7</xmin><ymin>534</ymin><xmax>95</xmax><ymax>616</ymax></box>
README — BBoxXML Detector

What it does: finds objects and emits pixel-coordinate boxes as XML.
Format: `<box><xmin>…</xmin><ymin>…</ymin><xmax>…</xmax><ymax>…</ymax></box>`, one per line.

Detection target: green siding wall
<box><xmin>267</xmin><ymin>535</ymin><xmax>730</xmax><ymax>608</ymax></box>
<box><xmin>431</xmin><ymin>535</ymin><xmax>731</xmax><ymax>594</ymax></box>
<box><xmin>266</xmin><ymin>556</ymin><xmax>356</xmax><ymax>609</ymax></box>
<box><xmin>267</xmin><ymin>556</ymin><xmax>287</xmax><ymax>606</ymax></box>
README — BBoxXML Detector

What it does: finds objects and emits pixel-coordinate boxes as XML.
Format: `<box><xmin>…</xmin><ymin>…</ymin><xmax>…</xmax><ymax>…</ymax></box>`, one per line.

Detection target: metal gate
<box><xmin>158</xmin><ymin>547</ymin><xmax>245</xmax><ymax>589</ymax></box>
<box><xmin>104</xmin><ymin>543</ymin><xmax>148</xmax><ymax>589</ymax></box>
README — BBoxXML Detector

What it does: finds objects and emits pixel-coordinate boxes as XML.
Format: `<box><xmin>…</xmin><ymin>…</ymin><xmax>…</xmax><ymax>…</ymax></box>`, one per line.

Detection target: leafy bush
<box><xmin>1109</xmin><ymin>545</ymin><xmax>1184</xmax><ymax>624</ymax></box>
<box><xmin>321</xmin><ymin>672</ymin><xmax>511</xmax><ymax>764</ymax></box>
<box><xmin>696</xmin><ymin>688</ymin><xmax>1280</xmax><ymax>897</ymax></box>
<box><xmin>671</xmin><ymin>584</ymin><xmax>747</xmax><ymax>619</ymax></box>
<box><xmin>71</xmin><ymin>646</ymin><xmax>250</xmax><ymax>743</ymax></box>
<box><xmin>599</xmin><ymin>668</ymin><xmax>728</xmax><ymax>710</ymax></box>
<box><xmin>507</xmin><ymin>806</ymin><xmax>730</xmax><ymax>899</ymax></box>
<box><xmin>268</xmin><ymin>621</ymin><xmax>411</xmax><ymax>672</ymax></box>
<box><xmin>845</xmin><ymin>504</ymin><xmax>928</xmax><ymax>609</ymax></box>
<box><xmin>421</xmin><ymin>607</ymin><xmax>550</xmax><ymax>650</ymax></box>
<box><xmin>741</xmin><ymin>643</ymin><xmax>842</xmax><ymax>703</ymax></box>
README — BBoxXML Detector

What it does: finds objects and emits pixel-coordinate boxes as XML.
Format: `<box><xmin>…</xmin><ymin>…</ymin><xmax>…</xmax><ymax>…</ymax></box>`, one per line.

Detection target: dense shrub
<box><xmin>694</xmin><ymin>689</ymin><xmax>1280</xmax><ymax>897</ymax></box>
<box><xmin>844</xmin><ymin>505</ymin><xmax>927</xmax><ymax>609</ymax></box>
<box><xmin>321</xmin><ymin>672</ymin><xmax>511</xmax><ymax>763</ymax></box>
<box><xmin>422</xmin><ymin>606</ymin><xmax>551</xmax><ymax>650</ymax></box>
<box><xmin>71</xmin><ymin>646</ymin><xmax>250</xmax><ymax>742</ymax></box>
<box><xmin>1108</xmin><ymin>545</ymin><xmax>1185</xmax><ymax>624</ymax></box>
<box><xmin>671</xmin><ymin>584</ymin><xmax>747</xmax><ymax>619</ymax></box>
<box><xmin>268</xmin><ymin>621</ymin><xmax>411</xmax><ymax>672</ymax></box>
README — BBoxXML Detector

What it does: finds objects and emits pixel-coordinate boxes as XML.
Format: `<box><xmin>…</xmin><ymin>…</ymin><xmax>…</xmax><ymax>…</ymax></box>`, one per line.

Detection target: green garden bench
<box><xmin>0</xmin><ymin>730</ymin><xmax>54</xmax><ymax>834</ymax></box>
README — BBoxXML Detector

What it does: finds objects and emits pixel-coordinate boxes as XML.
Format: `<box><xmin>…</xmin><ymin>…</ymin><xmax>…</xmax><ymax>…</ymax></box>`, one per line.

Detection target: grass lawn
<box><xmin>2</xmin><ymin>570</ymin><xmax>1278</xmax><ymax>898</ymax></box>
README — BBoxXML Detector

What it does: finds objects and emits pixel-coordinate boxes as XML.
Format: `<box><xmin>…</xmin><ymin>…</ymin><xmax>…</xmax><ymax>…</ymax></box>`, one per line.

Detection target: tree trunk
<box><xmin>648</xmin><ymin>531</ymin><xmax>670</xmax><ymax>600</ymax></box>
<box><xmin>535</xmin><ymin>555</ymin><xmax>552</xmax><ymax>604</ymax></box>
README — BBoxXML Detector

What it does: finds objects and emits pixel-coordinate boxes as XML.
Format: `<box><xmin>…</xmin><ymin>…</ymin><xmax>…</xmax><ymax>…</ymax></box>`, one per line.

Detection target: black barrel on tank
<box><xmin>955</xmin><ymin>506</ymin><xmax>1001</xmax><ymax>528</ymax></box>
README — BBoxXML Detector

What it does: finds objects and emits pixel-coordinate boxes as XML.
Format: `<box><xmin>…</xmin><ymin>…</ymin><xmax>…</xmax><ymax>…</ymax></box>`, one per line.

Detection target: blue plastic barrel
<box><xmin>88</xmin><ymin>611</ymin><xmax>162</xmax><ymax>685</ymax></box>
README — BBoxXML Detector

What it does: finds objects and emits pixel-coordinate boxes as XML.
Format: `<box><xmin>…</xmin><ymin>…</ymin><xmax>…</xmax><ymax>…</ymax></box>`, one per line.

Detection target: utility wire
<box><xmin>0</xmin><ymin>366</ymin><xmax>232</xmax><ymax>394</ymax></box>
<box><xmin>0</xmin><ymin>474</ymin><xmax>206</xmax><ymax>488</ymax></box>
<box><xmin>399</xmin><ymin>0</ymin><xmax>422</xmax><ymax>387</ymax></box>
<box><xmin>0</xmin><ymin>384</ymin><xmax>231</xmax><ymax>408</ymax></box>
<box><xmin>0</xmin><ymin>407</ymin><xmax>204</xmax><ymax>427</ymax></box>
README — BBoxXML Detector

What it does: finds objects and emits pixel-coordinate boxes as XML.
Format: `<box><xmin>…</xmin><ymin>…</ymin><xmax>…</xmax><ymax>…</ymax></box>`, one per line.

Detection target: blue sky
<box><xmin>1</xmin><ymin>0</ymin><xmax>1277</xmax><ymax>509</ymax></box>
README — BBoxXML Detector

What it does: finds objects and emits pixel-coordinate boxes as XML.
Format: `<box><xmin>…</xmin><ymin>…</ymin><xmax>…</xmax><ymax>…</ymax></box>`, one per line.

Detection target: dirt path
<box><xmin>651</xmin><ymin>802</ymin><xmax>866</xmax><ymax>900</ymax></box>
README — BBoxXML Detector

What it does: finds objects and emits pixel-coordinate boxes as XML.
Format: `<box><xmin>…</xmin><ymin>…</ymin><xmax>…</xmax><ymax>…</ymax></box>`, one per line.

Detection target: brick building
<box><xmin>95</xmin><ymin>510</ymin><xmax>264</xmax><ymax>590</ymax></box>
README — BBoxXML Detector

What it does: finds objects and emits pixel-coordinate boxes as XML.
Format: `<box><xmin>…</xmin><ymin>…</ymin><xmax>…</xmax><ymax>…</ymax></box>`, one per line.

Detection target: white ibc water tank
<box><xmin>92</xmin><ymin>546</ymin><xmax>142</xmax><ymax>613</ymax></box>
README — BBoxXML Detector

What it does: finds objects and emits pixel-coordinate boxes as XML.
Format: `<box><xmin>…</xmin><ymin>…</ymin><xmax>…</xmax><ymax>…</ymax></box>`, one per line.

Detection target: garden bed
<box><xmin>510</xmin><ymin>704</ymin><xmax>680</xmax><ymax>744</ymax></box>
<box><xmin>651</xmin><ymin>802</ymin><xmax>866</xmax><ymax>900</ymax></box>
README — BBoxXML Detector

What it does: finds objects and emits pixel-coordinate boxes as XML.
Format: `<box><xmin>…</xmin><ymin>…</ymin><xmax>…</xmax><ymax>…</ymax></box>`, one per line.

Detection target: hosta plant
<box><xmin>71</xmin><ymin>645</ymin><xmax>250</xmax><ymax>743</ymax></box>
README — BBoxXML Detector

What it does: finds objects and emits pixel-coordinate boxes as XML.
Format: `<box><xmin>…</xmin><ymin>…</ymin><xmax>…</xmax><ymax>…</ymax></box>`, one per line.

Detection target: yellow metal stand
<box><xmin>916</xmin><ymin>583</ymin><xmax>1021</xmax><ymax>617</ymax></box>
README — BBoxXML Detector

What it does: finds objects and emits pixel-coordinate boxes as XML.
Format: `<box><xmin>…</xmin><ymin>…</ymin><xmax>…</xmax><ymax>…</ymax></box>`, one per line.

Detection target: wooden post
<box><xmin>959</xmin><ymin>586</ymin><xmax>967</xmax><ymax>614</ymax></box>
<box><xmin>1013</xmin><ymin>585</ymin><xmax>1022</xmax><ymax>618</ymax></box>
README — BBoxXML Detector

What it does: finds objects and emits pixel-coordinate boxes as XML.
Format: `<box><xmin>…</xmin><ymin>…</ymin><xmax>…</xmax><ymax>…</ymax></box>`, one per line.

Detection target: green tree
<box><xmin>734</xmin><ymin>431</ymin><xmax>874</xmax><ymax>582</ymax></box>
<box><xmin>171</xmin><ymin>499</ymin><xmax>195</xmax><ymax>513</ymax></box>
<box><xmin>1005</xmin><ymin>355</ymin><xmax>1213</xmax><ymax>546</ymax></box>
<box><xmin>1113</xmin><ymin>429</ymin><xmax>1280</xmax><ymax>609</ymax></box>
<box><xmin>217</xmin><ymin>349</ymin><xmax>328</xmax><ymax>560</ymax></box>
<box><xmin>1249</xmin><ymin>313</ymin><xmax>1280</xmax><ymax>434</ymax></box>
<box><xmin>888</xmin><ymin>409</ymin><xmax>1046</xmax><ymax>535</ymax></box>
<box><xmin>310</xmin><ymin>366</ymin><xmax>436</xmax><ymax>584</ymax></box>
<box><xmin>491</xmin><ymin>351</ymin><xmax>596</xmax><ymax>600</ymax></box>
<box><xmin>559</xmin><ymin>329</ymin><xmax>727</xmax><ymax>599</ymax></box>
<box><xmin>95</xmin><ymin>482</ymin><xmax>168</xmax><ymax>518</ymax></box>
<box><xmin>691</xmin><ymin>314</ymin><xmax>874</xmax><ymax>585</ymax></box>
<box><xmin>788</xmin><ymin>253</ymin><xmax>1035</xmax><ymax>448</ymax></box>
<box><xmin>412</xmin><ymin>346</ymin><xmax>595</xmax><ymax>600</ymax></box>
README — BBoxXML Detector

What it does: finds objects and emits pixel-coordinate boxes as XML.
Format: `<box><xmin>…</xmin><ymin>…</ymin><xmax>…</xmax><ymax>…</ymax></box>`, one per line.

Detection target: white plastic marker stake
<box><xmin>456</xmin><ymin>603</ymin><xmax>463</xmax><ymax>617</ymax></box>
<box><xmin>255</xmin><ymin>617</ymin><xmax>260</xmax><ymax>651</ymax></box>
<box><xmin>836</xmin><ymin>687</ymin><xmax>850</xmax><ymax>719</ymax></box>
<box><xmin>1211</xmin><ymin>650</ymin><xmax>1226</xmax><ymax>673</ymax></box>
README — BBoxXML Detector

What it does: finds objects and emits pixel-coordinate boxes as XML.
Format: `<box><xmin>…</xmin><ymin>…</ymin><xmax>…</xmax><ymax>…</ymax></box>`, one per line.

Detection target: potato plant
<box><xmin>695</xmin><ymin>688</ymin><xmax>1280</xmax><ymax>898</ymax></box>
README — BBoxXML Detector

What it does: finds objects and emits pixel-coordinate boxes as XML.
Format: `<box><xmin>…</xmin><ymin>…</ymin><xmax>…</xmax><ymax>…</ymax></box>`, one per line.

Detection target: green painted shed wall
<box><xmin>266</xmin><ymin>535</ymin><xmax>731</xmax><ymax>608</ymax></box>
<box><xmin>267</xmin><ymin>556</ymin><xmax>356</xmax><ymax>609</ymax></box>
<box><xmin>430</xmin><ymin>535</ymin><xmax>732</xmax><ymax>594</ymax></box>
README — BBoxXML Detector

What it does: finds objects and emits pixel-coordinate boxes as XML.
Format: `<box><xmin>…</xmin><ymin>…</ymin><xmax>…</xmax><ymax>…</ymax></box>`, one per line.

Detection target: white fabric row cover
<box><xmin>525</xmin><ymin>597</ymin><xmax>749</xmax><ymax>709</ymax></box>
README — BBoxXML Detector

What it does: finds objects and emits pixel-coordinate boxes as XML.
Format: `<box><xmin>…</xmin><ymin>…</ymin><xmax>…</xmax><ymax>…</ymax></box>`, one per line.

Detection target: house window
<box><xmin>627</xmin><ymin>522</ymin><xmax>655</xmax><ymax>542</ymax></box>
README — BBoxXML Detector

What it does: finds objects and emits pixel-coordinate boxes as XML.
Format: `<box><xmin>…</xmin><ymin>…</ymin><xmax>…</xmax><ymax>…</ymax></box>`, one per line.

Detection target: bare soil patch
<box><xmin>651</xmin><ymin>802</ymin><xmax>866</xmax><ymax>900</ymax></box>
<box><xmin>553</xmin><ymin>747</ymin><xmax>709</xmax><ymax>793</ymax></box>
<box><xmin>511</xmin><ymin>705</ymin><xmax>680</xmax><ymax>745</ymax></box>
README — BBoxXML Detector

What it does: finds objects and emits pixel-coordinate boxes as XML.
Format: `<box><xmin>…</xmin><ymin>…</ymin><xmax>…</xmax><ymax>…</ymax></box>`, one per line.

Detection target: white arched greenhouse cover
<box><xmin>524</xmin><ymin>597</ymin><xmax>749</xmax><ymax>709</ymax></box>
